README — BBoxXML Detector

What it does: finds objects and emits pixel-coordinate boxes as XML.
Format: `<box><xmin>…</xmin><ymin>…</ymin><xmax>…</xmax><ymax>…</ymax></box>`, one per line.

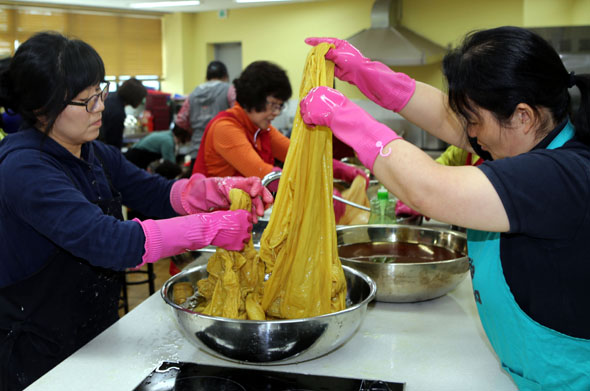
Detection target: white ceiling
<box><xmin>6</xmin><ymin>0</ymin><xmax>325</xmax><ymax>14</ymax></box>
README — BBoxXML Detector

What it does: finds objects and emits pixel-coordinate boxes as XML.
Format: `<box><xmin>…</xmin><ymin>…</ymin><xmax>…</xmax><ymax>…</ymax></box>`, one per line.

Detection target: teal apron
<box><xmin>467</xmin><ymin>122</ymin><xmax>590</xmax><ymax>390</ymax></box>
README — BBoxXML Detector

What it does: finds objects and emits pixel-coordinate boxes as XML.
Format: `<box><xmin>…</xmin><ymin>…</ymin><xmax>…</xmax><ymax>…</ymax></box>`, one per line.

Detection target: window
<box><xmin>0</xmin><ymin>6</ymin><xmax>162</xmax><ymax>87</ymax></box>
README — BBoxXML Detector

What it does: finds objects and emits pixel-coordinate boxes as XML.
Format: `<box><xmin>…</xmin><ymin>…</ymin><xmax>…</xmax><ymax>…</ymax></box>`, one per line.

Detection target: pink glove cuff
<box><xmin>382</xmin><ymin>70</ymin><xmax>416</xmax><ymax>112</ymax></box>
<box><xmin>170</xmin><ymin>178</ymin><xmax>190</xmax><ymax>215</ymax></box>
<box><xmin>170</xmin><ymin>173</ymin><xmax>212</xmax><ymax>215</ymax></box>
<box><xmin>133</xmin><ymin>211</ymin><xmax>253</xmax><ymax>268</ymax></box>
<box><xmin>356</xmin><ymin>128</ymin><xmax>402</xmax><ymax>171</ymax></box>
<box><xmin>134</xmin><ymin>216</ymin><xmax>214</xmax><ymax>267</ymax></box>
<box><xmin>335</xmin><ymin>57</ymin><xmax>416</xmax><ymax>112</ymax></box>
<box><xmin>133</xmin><ymin>218</ymin><xmax>163</xmax><ymax>266</ymax></box>
<box><xmin>330</xmin><ymin>102</ymin><xmax>403</xmax><ymax>172</ymax></box>
<box><xmin>181</xmin><ymin>173</ymin><xmax>212</xmax><ymax>215</ymax></box>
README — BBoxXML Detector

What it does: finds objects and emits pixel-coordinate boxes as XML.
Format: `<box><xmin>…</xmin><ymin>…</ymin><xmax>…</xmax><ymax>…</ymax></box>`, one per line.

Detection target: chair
<box><xmin>119</xmin><ymin>263</ymin><xmax>156</xmax><ymax>314</ymax></box>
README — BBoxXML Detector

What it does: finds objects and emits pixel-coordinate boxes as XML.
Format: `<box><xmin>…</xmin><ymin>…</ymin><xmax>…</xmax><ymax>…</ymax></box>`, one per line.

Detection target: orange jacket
<box><xmin>199</xmin><ymin>104</ymin><xmax>290</xmax><ymax>178</ymax></box>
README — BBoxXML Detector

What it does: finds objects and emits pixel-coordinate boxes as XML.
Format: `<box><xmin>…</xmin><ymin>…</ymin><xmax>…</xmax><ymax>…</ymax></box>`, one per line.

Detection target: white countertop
<box><xmin>25</xmin><ymin>272</ymin><xmax>517</xmax><ymax>391</ymax></box>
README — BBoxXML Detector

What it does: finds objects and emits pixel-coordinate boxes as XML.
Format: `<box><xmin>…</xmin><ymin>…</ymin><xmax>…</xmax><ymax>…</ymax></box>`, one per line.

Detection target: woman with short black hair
<box><xmin>192</xmin><ymin>60</ymin><xmax>293</xmax><ymax>178</ymax></box>
<box><xmin>192</xmin><ymin>60</ymin><xmax>366</xmax><ymax>199</ymax></box>
<box><xmin>302</xmin><ymin>26</ymin><xmax>590</xmax><ymax>389</ymax></box>
<box><xmin>99</xmin><ymin>77</ymin><xmax>147</xmax><ymax>149</ymax></box>
<box><xmin>0</xmin><ymin>31</ymin><xmax>272</xmax><ymax>391</ymax></box>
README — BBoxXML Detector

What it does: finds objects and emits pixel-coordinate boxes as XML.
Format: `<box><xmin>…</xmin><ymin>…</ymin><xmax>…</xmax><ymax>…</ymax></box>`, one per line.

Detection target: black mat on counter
<box><xmin>133</xmin><ymin>361</ymin><xmax>404</xmax><ymax>391</ymax></box>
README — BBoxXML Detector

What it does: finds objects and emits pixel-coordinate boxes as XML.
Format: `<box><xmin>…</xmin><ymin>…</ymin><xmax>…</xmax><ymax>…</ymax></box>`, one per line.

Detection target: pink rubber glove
<box><xmin>266</xmin><ymin>167</ymin><xmax>282</xmax><ymax>193</ymax></box>
<box><xmin>333</xmin><ymin>188</ymin><xmax>346</xmax><ymax>222</ymax></box>
<box><xmin>170</xmin><ymin>174</ymin><xmax>273</xmax><ymax>223</ymax></box>
<box><xmin>305</xmin><ymin>37</ymin><xmax>416</xmax><ymax>112</ymax></box>
<box><xmin>300</xmin><ymin>86</ymin><xmax>402</xmax><ymax>172</ymax></box>
<box><xmin>133</xmin><ymin>210</ymin><xmax>253</xmax><ymax>267</ymax></box>
<box><xmin>332</xmin><ymin>159</ymin><xmax>369</xmax><ymax>188</ymax></box>
<box><xmin>395</xmin><ymin>200</ymin><xmax>422</xmax><ymax>218</ymax></box>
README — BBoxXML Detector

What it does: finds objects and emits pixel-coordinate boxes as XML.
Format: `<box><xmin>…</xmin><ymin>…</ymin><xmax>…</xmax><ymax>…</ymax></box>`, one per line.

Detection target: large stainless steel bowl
<box><xmin>337</xmin><ymin>224</ymin><xmax>469</xmax><ymax>303</ymax></box>
<box><xmin>161</xmin><ymin>264</ymin><xmax>376</xmax><ymax>365</ymax></box>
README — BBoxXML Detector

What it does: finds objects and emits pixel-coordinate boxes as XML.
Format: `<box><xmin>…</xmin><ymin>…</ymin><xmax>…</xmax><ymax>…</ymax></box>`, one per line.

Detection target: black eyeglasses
<box><xmin>66</xmin><ymin>83</ymin><xmax>109</xmax><ymax>113</ymax></box>
<box><xmin>266</xmin><ymin>100</ymin><xmax>285</xmax><ymax>114</ymax></box>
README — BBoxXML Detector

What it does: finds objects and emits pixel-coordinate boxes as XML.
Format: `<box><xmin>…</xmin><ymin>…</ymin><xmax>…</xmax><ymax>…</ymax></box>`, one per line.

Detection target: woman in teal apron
<box><xmin>302</xmin><ymin>26</ymin><xmax>590</xmax><ymax>390</ymax></box>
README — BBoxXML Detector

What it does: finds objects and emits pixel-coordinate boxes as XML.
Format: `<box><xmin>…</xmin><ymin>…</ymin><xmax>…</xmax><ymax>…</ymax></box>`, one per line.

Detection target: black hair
<box><xmin>151</xmin><ymin>160</ymin><xmax>182</xmax><ymax>180</ymax></box>
<box><xmin>443</xmin><ymin>26</ymin><xmax>590</xmax><ymax>145</ymax></box>
<box><xmin>172</xmin><ymin>123</ymin><xmax>192</xmax><ymax>144</ymax></box>
<box><xmin>0</xmin><ymin>57</ymin><xmax>9</xmax><ymax>131</ymax></box>
<box><xmin>117</xmin><ymin>77</ymin><xmax>147</xmax><ymax>108</ymax></box>
<box><xmin>0</xmin><ymin>31</ymin><xmax>105</xmax><ymax>135</ymax></box>
<box><xmin>233</xmin><ymin>61</ymin><xmax>292</xmax><ymax>112</ymax></box>
<box><xmin>206</xmin><ymin>61</ymin><xmax>229</xmax><ymax>80</ymax></box>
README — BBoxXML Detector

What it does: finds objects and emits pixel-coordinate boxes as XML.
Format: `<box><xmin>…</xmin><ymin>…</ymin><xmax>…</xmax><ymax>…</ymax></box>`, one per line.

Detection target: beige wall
<box><xmin>162</xmin><ymin>0</ymin><xmax>590</xmax><ymax>99</ymax></box>
<box><xmin>162</xmin><ymin>0</ymin><xmax>372</xmax><ymax>96</ymax></box>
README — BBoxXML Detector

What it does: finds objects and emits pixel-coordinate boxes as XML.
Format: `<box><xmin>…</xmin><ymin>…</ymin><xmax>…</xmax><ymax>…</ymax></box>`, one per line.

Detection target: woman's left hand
<box><xmin>170</xmin><ymin>174</ymin><xmax>274</xmax><ymax>222</ymax></box>
<box><xmin>332</xmin><ymin>159</ymin><xmax>369</xmax><ymax>188</ymax></box>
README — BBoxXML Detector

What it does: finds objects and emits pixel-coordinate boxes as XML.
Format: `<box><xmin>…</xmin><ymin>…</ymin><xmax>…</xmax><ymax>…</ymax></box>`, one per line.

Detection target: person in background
<box><xmin>301</xmin><ymin>27</ymin><xmax>590</xmax><ymax>389</ymax></box>
<box><xmin>174</xmin><ymin>60</ymin><xmax>235</xmax><ymax>168</ymax></box>
<box><xmin>396</xmin><ymin>145</ymin><xmax>482</xmax><ymax>218</ymax></box>
<box><xmin>124</xmin><ymin>125</ymin><xmax>191</xmax><ymax>171</ymax></box>
<box><xmin>434</xmin><ymin>144</ymin><xmax>483</xmax><ymax>167</ymax></box>
<box><xmin>99</xmin><ymin>77</ymin><xmax>147</xmax><ymax>149</ymax></box>
<box><xmin>124</xmin><ymin>126</ymin><xmax>192</xmax><ymax>221</ymax></box>
<box><xmin>192</xmin><ymin>60</ymin><xmax>367</xmax><ymax>184</ymax></box>
<box><xmin>150</xmin><ymin>159</ymin><xmax>182</xmax><ymax>180</ymax></box>
<box><xmin>0</xmin><ymin>58</ymin><xmax>22</xmax><ymax>136</ymax></box>
<box><xmin>0</xmin><ymin>31</ymin><xmax>273</xmax><ymax>391</ymax></box>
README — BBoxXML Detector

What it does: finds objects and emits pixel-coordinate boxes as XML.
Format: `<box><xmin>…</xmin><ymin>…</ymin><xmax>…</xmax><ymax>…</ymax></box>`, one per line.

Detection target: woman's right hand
<box><xmin>305</xmin><ymin>37</ymin><xmax>370</xmax><ymax>83</ymax></box>
<box><xmin>305</xmin><ymin>37</ymin><xmax>416</xmax><ymax>113</ymax></box>
<box><xmin>133</xmin><ymin>210</ymin><xmax>253</xmax><ymax>267</ymax></box>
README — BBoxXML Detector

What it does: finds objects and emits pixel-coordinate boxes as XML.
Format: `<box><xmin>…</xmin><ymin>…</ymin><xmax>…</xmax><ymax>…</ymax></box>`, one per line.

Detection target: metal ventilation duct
<box><xmin>528</xmin><ymin>26</ymin><xmax>590</xmax><ymax>112</ymax></box>
<box><xmin>346</xmin><ymin>0</ymin><xmax>445</xmax><ymax>66</ymax></box>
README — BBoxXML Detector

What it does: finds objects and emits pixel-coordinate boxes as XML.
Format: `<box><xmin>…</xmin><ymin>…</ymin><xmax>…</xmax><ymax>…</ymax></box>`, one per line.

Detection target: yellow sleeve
<box><xmin>435</xmin><ymin>145</ymin><xmax>469</xmax><ymax>166</ymax></box>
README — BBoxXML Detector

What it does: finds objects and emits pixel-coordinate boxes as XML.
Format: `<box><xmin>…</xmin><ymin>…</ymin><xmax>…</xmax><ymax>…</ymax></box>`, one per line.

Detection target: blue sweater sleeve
<box><xmin>1</xmin><ymin>147</ymin><xmax>146</xmax><ymax>272</ymax></box>
<box><xmin>94</xmin><ymin>142</ymin><xmax>177</xmax><ymax>218</ymax></box>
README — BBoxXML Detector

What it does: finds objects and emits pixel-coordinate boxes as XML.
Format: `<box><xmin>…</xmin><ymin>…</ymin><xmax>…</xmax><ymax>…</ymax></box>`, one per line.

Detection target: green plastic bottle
<box><xmin>369</xmin><ymin>186</ymin><xmax>397</xmax><ymax>224</ymax></box>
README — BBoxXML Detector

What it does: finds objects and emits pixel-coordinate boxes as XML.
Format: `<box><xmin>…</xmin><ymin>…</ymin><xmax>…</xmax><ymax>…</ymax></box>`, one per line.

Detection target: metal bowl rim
<box><xmin>160</xmin><ymin>264</ymin><xmax>376</xmax><ymax>324</ymax></box>
<box><xmin>336</xmin><ymin>223</ymin><xmax>468</xmax><ymax>265</ymax></box>
<box><xmin>335</xmin><ymin>223</ymin><xmax>467</xmax><ymax>238</ymax></box>
<box><xmin>340</xmin><ymin>255</ymin><xmax>470</xmax><ymax>266</ymax></box>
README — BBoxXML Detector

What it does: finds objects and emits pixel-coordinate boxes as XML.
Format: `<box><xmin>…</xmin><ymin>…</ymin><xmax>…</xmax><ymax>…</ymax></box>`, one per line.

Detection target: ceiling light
<box><xmin>130</xmin><ymin>1</ymin><xmax>200</xmax><ymax>8</ymax></box>
<box><xmin>235</xmin><ymin>0</ymin><xmax>292</xmax><ymax>3</ymax></box>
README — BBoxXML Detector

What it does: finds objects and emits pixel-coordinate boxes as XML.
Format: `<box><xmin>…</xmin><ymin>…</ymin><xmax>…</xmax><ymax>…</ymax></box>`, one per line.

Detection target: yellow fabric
<box><xmin>337</xmin><ymin>175</ymin><xmax>371</xmax><ymax>225</ymax></box>
<box><xmin>195</xmin><ymin>189</ymin><xmax>266</xmax><ymax>320</ymax></box>
<box><xmin>194</xmin><ymin>44</ymin><xmax>348</xmax><ymax>320</ymax></box>
<box><xmin>259</xmin><ymin>43</ymin><xmax>347</xmax><ymax>319</ymax></box>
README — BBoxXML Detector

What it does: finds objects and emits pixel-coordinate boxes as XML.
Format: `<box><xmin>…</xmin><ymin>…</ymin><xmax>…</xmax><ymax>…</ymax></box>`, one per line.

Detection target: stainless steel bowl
<box><xmin>161</xmin><ymin>264</ymin><xmax>376</xmax><ymax>365</ymax></box>
<box><xmin>337</xmin><ymin>224</ymin><xmax>469</xmax><ymax>303</ymax></box>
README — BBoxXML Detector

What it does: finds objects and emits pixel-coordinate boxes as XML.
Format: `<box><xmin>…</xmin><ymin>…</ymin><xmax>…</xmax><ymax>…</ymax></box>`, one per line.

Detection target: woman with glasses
<box><xmin>0</xmin><ymin>32</ymin><xmax>273</xmax><ymax>391</ymax></box>
<box><xmin>192</xmin><ymin>60</ymin><xmax>294</xmax><ymax>178</ymax></box>
<box><xmin>192</xmin><ymin>61</ymin><xmax>368</xmax><ymax>197</ymax></box>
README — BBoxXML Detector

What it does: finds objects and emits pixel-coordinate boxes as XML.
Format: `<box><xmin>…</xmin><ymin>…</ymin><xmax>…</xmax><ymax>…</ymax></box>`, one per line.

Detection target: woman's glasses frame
<box><xmin>66</xmin><ymin>83</ymin><xmax>109</xmax><ymax>113</ymax></box>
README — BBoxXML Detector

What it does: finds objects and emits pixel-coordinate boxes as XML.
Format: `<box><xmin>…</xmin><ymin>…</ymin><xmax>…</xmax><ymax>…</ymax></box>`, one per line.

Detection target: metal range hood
<box><xmin>347</xmin><ymin>0</ymin><xmax>445</xmax><ymax>66</ymax></box>
<box><xmin>528</xmin><ymin>26</ymin><xmax>590</xmax><ymax>112</ymax></box>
